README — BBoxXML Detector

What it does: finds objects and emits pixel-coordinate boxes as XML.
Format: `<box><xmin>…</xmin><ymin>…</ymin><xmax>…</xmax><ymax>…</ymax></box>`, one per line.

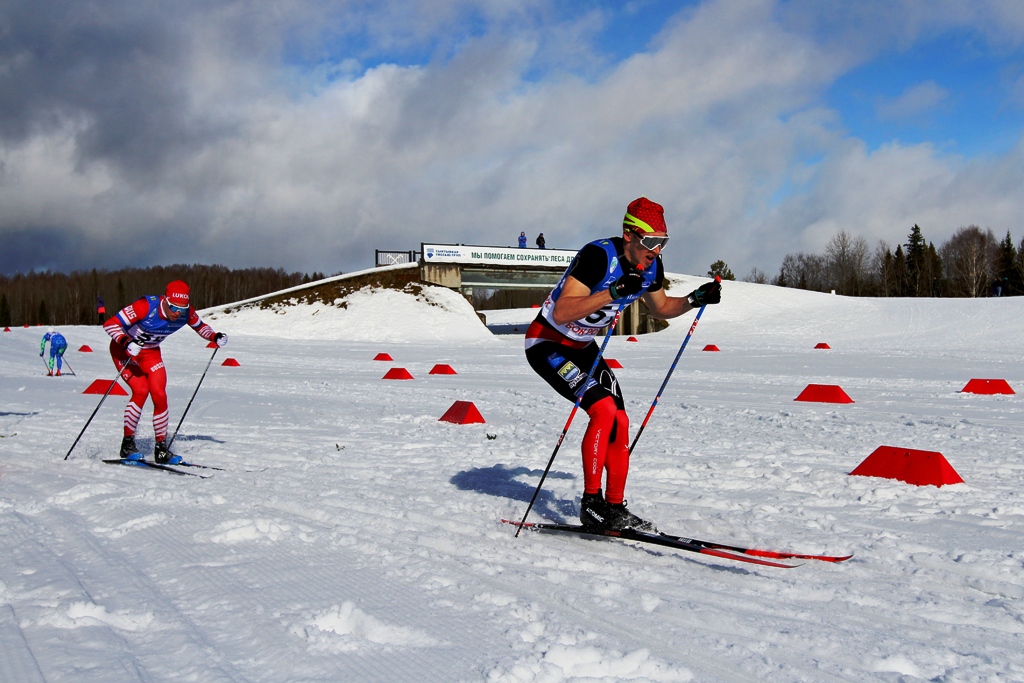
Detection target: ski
<box><xmin>506</xmin><ymin>520</ymin><xmax>851</xmax><ymax>564</ymax></box>
<box><xmin>657</xmin><ymin>530</ymin><xmax>853</xmax><ymax>563</ymax></box>
<box><xmin>103</xmin><ymin>458</ymin><xmax>210</xmax><ymax>478</ymax></box>
<box><xmin>172</xmin><ymin>460</ymin><xmax>226</xmax><ymax>471</ymax></box>
<box><xmin>504</xmin><ymin>520</ymin><xmax>801</xmax><ymax>568</ymax></box>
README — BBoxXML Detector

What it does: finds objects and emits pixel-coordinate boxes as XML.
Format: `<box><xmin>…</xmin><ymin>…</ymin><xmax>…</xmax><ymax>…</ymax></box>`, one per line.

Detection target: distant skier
<box><xmin>536</xmin><ymin>233</ymin><xmax>546</xmax><ymax>249</ymax></box>
<box><xmin>519</xmin><ymin>231</ymin><xmax>528</xmax><ymax>248</ymax></box>
<box><xmin>524</xmin><ymin>197</ymin><xmax>721</xmax><ymax>532</ymax></box>
<box><xmin>104</xmin><ymin>280</ymin><xmax>227</xmax><ymax>463</ymax></box>
<box><xmin>40</xmin><ymin>328</ymin><xmax>68</xmax><ymax>376</ymax></box>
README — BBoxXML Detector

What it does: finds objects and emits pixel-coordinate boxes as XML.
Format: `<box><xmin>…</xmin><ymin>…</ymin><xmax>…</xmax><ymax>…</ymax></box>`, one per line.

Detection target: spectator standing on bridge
<box><xmin>524</xmin><ymin>197</ymin><xmax>721</xmax><ymax>532</ymax></box>
<box><xmin>536</xmin><ymin>233</ymin><xmax>546</xmax><ymax>249</ymax></box>
<box><xmin>519</xmin><ymin>232</ymin><xmax>527</xmax><ymax>248</ymax></box>
<box><xmin>40</xmin><ymin>328</ymin><xmax>68</xmax><ymax>376</ymax></box>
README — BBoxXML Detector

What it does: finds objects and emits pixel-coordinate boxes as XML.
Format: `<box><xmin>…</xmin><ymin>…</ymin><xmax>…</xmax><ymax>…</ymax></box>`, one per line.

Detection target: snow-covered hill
<box><xmin>2</xmin><ymin>276</ymin><xmax>1023</xmax><ymax>682</ymax></box>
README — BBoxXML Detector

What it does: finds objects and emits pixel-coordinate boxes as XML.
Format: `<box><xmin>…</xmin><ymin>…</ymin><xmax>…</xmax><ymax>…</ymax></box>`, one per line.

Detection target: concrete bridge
<box><xmin>416</xmin><ymin>243</ymin><xmax>666</xmax><ymax>336</ymax></box>
<box><xmin>221</xmin><ymin>245</ymin><xmax>666</xmax><ymax>337</ymax></box>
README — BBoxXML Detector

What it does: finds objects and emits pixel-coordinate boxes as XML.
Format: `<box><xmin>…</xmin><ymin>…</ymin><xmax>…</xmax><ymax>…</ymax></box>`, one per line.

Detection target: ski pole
<box><xmin>63</xmin><ymin>367</ymin><xmax>131</xmax><ymax>460</ymax></box>
<box><xmin>167</xmin><ymin>346</ymin><xmax>219</xmax><ymax>448</ymax></box>
<box><xmin>515</xmin><ymin>304</ymin><xmax>626</xmax><ymax>537</ymax></box>
<box><xmin>62</xmin><ymin>357</ymin><xmax>76</xmax><ymax>377</ymax></box>
<box><xmin>41</xmin><ymin>356</ymin><xmax>52</xmax><ymax>376</ymax></box>
<box><xmin>627</xmin><ymin>276</ymin><xmax>719</xmax><ymax>456</ymax></box>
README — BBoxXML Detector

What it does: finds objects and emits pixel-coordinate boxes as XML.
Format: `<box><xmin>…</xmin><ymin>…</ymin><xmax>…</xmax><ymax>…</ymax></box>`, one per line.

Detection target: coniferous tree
<box><xmin>0</xmin><ymin>264</ymin><xmax>320</xmax><ymax>326</ymax></box>
<box><xmin>0</xmin><ymin>294</ymin><xmax>10</xmax><ymax>327</ymax></box>
<box><xmin>925</xmin><ymin>242</ymin><xmax>943</xmax><ymax>296</ymax></box>
<box><xmin>893</xmin><ymin>245</ymin><xmax>910</xmax><ymax>296</ymax></box>
<box><xmin>116</xmin><ymin>277</ymin><xmax>127</xmax><ymax>313</ymax></box>
<box><xmin>1016</xmin><ymin>236</ymin><xmax>1024</xmax><ymax>295</ymax></box>
<box><xmin>772</xmin><ymin>259</ymin><xmax>789</xmax><ymax>287</ymax></box>
<box><xmin>994</xmin><ymin>231</ymin><xmax>1020</xmax><ymax>296</ymax></box>
<box><xmin>905</xmin><ymin>225</ymin><xmax>928</xmax><ymax>296</ymax></box>
<box><xmin>708</xmin><ymin>260</ymin><xmax>735</xmax><ymax>281</ymax></box>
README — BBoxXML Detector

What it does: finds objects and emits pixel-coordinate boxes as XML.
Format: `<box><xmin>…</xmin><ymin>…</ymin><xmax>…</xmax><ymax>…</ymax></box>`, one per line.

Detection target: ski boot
<box><xmin>580</xmin><ymin>489</ymin><xmax>613</xmax><ymax>529</ymax></box>
<box><xmin>606</xmin><ymin>500</ymin><xmax>657</xmax><ymax>533</ymax></box>
<box><xmin>120</xmin><ymin>435</ymin><xmax>143</xmax><ymax>461</ymax></box>
<box><xmin>153</xmin><ymin>440</ymin><xmax>183</xmax><ymax>465</ymax></box>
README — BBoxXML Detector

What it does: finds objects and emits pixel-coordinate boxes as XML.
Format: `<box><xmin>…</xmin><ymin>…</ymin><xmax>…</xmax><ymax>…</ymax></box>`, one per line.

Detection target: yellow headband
<box><xmin>624</xmin><ymin>212</ymin><xmax>657</xmax><ymax>234</ymax></box>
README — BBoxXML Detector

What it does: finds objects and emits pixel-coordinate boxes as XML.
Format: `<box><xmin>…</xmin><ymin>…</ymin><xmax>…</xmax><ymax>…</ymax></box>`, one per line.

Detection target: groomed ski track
<box><xmin>2</xmin><ymin>277</ymin><xmax>1024</xmax><ymax>681</ymax></box>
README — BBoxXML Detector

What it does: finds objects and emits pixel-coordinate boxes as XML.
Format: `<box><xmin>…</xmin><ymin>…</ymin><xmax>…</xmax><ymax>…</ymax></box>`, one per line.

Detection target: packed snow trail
<box><xmin>2</xmin><ymin>279</ymin><xmax>1024</xmax><ymax>681</ymax></box>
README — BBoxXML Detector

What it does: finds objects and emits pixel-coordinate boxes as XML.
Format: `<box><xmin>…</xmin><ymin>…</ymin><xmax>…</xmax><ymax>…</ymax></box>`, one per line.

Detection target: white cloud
<box><xmin>3</xmin><ymin>0</ymin><xmax>1024</xmax><ymax>278</ymax></box>
<box><xmin>876</xmin><ymin>81</ymin><xmax>949</xmax><ymax>120</ymax></box>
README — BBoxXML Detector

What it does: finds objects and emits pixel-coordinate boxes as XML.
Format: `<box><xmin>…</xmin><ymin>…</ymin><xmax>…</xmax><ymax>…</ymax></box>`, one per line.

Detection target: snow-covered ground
<box><xmin>2</xmin><ymin>278</ymin><xmax>1024</xmax><ymax>682</ymax></box>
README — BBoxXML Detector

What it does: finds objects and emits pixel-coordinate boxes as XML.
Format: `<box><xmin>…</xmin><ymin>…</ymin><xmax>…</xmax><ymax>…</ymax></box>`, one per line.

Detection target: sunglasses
<box><xmin>168</xmin><ymin>302</ymin><xmax>189</xmax><ymax>314</ymax></box>
<box><xmin>635</xmin><ymin>234</ymin><xmax>669</xmax><ymax>251</ymax></box>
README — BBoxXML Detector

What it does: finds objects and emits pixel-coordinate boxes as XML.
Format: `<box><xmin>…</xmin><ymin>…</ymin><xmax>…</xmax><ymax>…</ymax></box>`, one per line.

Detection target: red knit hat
<box><xmin>623</xmin><ymin>197</ymin><xmax>667</xmax><ymax>235</ymax></box>
<box><xmin>165</xmin><ymin>280</ymin><xmax>190</xmax><ymax>308</ymax></box>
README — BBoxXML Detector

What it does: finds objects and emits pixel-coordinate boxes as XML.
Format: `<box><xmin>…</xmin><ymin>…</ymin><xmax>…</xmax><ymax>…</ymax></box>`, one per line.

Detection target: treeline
<box><xmin>734</xmin><ymin>225</ymin><xmax>1024</xmax><ymax>298</ymax></box>
<box><xmin>0</xmin><ymin>264</ymin><xmax>330</xmax><ymax>327</ymax></box>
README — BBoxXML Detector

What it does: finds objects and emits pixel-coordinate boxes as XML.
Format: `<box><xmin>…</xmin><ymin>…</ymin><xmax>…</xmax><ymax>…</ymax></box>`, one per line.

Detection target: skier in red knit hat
<box><xmin>525</xmin><ymin>197</ymin><xmax>722</xmax><ymax>531</ymax></box>
<box><xmin>104</xmin><ymin>280</ymin><xmax>227</xmax><ymax>464</ymax></box>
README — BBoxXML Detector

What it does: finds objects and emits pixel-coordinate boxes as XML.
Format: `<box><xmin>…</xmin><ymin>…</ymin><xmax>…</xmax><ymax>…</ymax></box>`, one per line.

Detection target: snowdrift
<box><xmin>204</xmin><ymin>282</ymin><xmax>495</xmax><ymax>344</ymax></box>
<box><xmin>204</xmin><ymin>267</ymin><xmax>1024</xmax><ymax>354</ymax></box>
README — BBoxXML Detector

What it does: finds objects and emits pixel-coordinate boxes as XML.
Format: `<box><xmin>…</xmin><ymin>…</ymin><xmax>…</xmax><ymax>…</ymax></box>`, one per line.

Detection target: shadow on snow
<box><xmin>450</xmin><ymin>463</ymin><xmax>576</xmax><ymax>523</ymax></box>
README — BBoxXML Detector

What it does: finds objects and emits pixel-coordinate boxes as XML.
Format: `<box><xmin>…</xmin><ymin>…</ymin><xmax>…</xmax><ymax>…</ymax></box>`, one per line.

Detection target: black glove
<box><xmin>609</xmin><ymin>267</ymin><xmax>645</xmax><ymax>300</ymax></box>
<box><xmin>687</xmin><ymin>280</ymin><xmax>722</xmax><ymax>306</ymax></box>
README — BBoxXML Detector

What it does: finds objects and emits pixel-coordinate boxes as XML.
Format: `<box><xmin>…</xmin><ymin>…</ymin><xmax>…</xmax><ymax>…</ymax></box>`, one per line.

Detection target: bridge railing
<box><xmin>375</xmin><ymin>250</ymin><xmax>421</xmax><ymax>267</ymax></box>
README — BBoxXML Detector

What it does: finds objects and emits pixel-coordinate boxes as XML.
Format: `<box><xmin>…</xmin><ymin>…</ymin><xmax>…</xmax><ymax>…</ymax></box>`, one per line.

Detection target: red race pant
<box><xmin>110</xmin><ymin>341</ymin><xmax>169</xmax><ymax>440</ymax></box>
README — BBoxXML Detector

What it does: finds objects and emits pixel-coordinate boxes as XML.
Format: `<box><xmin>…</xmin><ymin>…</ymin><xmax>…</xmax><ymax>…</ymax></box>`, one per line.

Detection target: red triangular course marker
<box><xmin>207</xmin><ymin>341</ymin><xmax>218</xmax><ymax>348</ymax></box>
<box><xmin>960</xmin><ymin>378</ymin><xmax>1015</xmax><ymax>395</ymax></box>
<box><xmin>703</xmin><ymin>344</ymin><xmax>720</xmax><ymax>352</ymax></box>
<box><xmin>850</xmin><ymin>446</ymin><xmax>964</xmax><ymax>487</ymax></box>
<box><xmin>429</xmin><ymin>364</ymin><xmax>457</xmax><ymax>375</ymax></box>
<box><xmin>373</xmin><ymin>353</ymin><xmax>394</xmax><ymax>361</ymax></box>
<box><xmin>814</xmin><ymin>342</ymin><xmax>831</xmax><ymax>349</ymax></box>
<box><xmin>84</xmin><ymin>379</ymin><xmax>128</xmax><ymax>396</ymax></box>
<box><xmin>383</xmin><ymin>367</ymin><xmax>413</xmax><ymax>380</ymax></box>
<box><xmin>78</xmin><ymin>345</ymin><xmax>93</xmax><ymax>352</ymax></box>
<box><xmin>3</xmin><ymin>326</ymin><xmax>10</xmax><ymax>332</ymax></box>
<box><xmin>626</xmin><ymin>336</ymin><xmax>639</xmax><ymax>342</ymax></box>
<box><xmin>794</xmin><ymin>384</ymin><xmax>854</xmax><ymax>404</ymax></box>
<box><xmin>439</xmin><ymin>400</ymin><xmax>485</xmax><ymax>424</ymax></box>
<box><xmin>221</xmin><ymin>358</ymin><xmax>241</xmax><ymax>366</ymax></box>
<box><xmin>605</xmin><ymin>358</ymin><xmax>623</xmax><ymax>369</ymax></box>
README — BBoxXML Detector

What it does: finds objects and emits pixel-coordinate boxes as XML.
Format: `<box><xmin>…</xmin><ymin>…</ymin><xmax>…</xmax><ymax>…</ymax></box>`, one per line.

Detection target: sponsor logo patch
<box><xmin>546</xmin><ymin>352</ymin><xmax>566</xmax><ymax>369</ymax></box>
<box><xmin>557</xmin><ymin>361</ymin><xmax>580</xmax><ymax>382</ymax></box>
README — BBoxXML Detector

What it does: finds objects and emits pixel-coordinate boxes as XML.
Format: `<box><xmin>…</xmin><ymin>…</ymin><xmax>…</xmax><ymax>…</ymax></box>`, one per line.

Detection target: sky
<box><xmin>3</xmin><ymin>0</ymin><xmax>1024</xmax><ymax>280</ymax></box>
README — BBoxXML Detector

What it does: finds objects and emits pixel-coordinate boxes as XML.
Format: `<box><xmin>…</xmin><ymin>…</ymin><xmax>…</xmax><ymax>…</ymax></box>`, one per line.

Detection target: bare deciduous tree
<box><xmin>940</xmin><ymin>226</ymin><xmax>996</xmax><ymax>297</ymax></box>
<box><xmin>743</xmin><ymin>267</ymin><xmax>768</xmax><ymax>284</ymax></box>
<box><xmin>825</xmin><ymin>230</ymin><xmax>870</xmax><ymax>295</ymax></box>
